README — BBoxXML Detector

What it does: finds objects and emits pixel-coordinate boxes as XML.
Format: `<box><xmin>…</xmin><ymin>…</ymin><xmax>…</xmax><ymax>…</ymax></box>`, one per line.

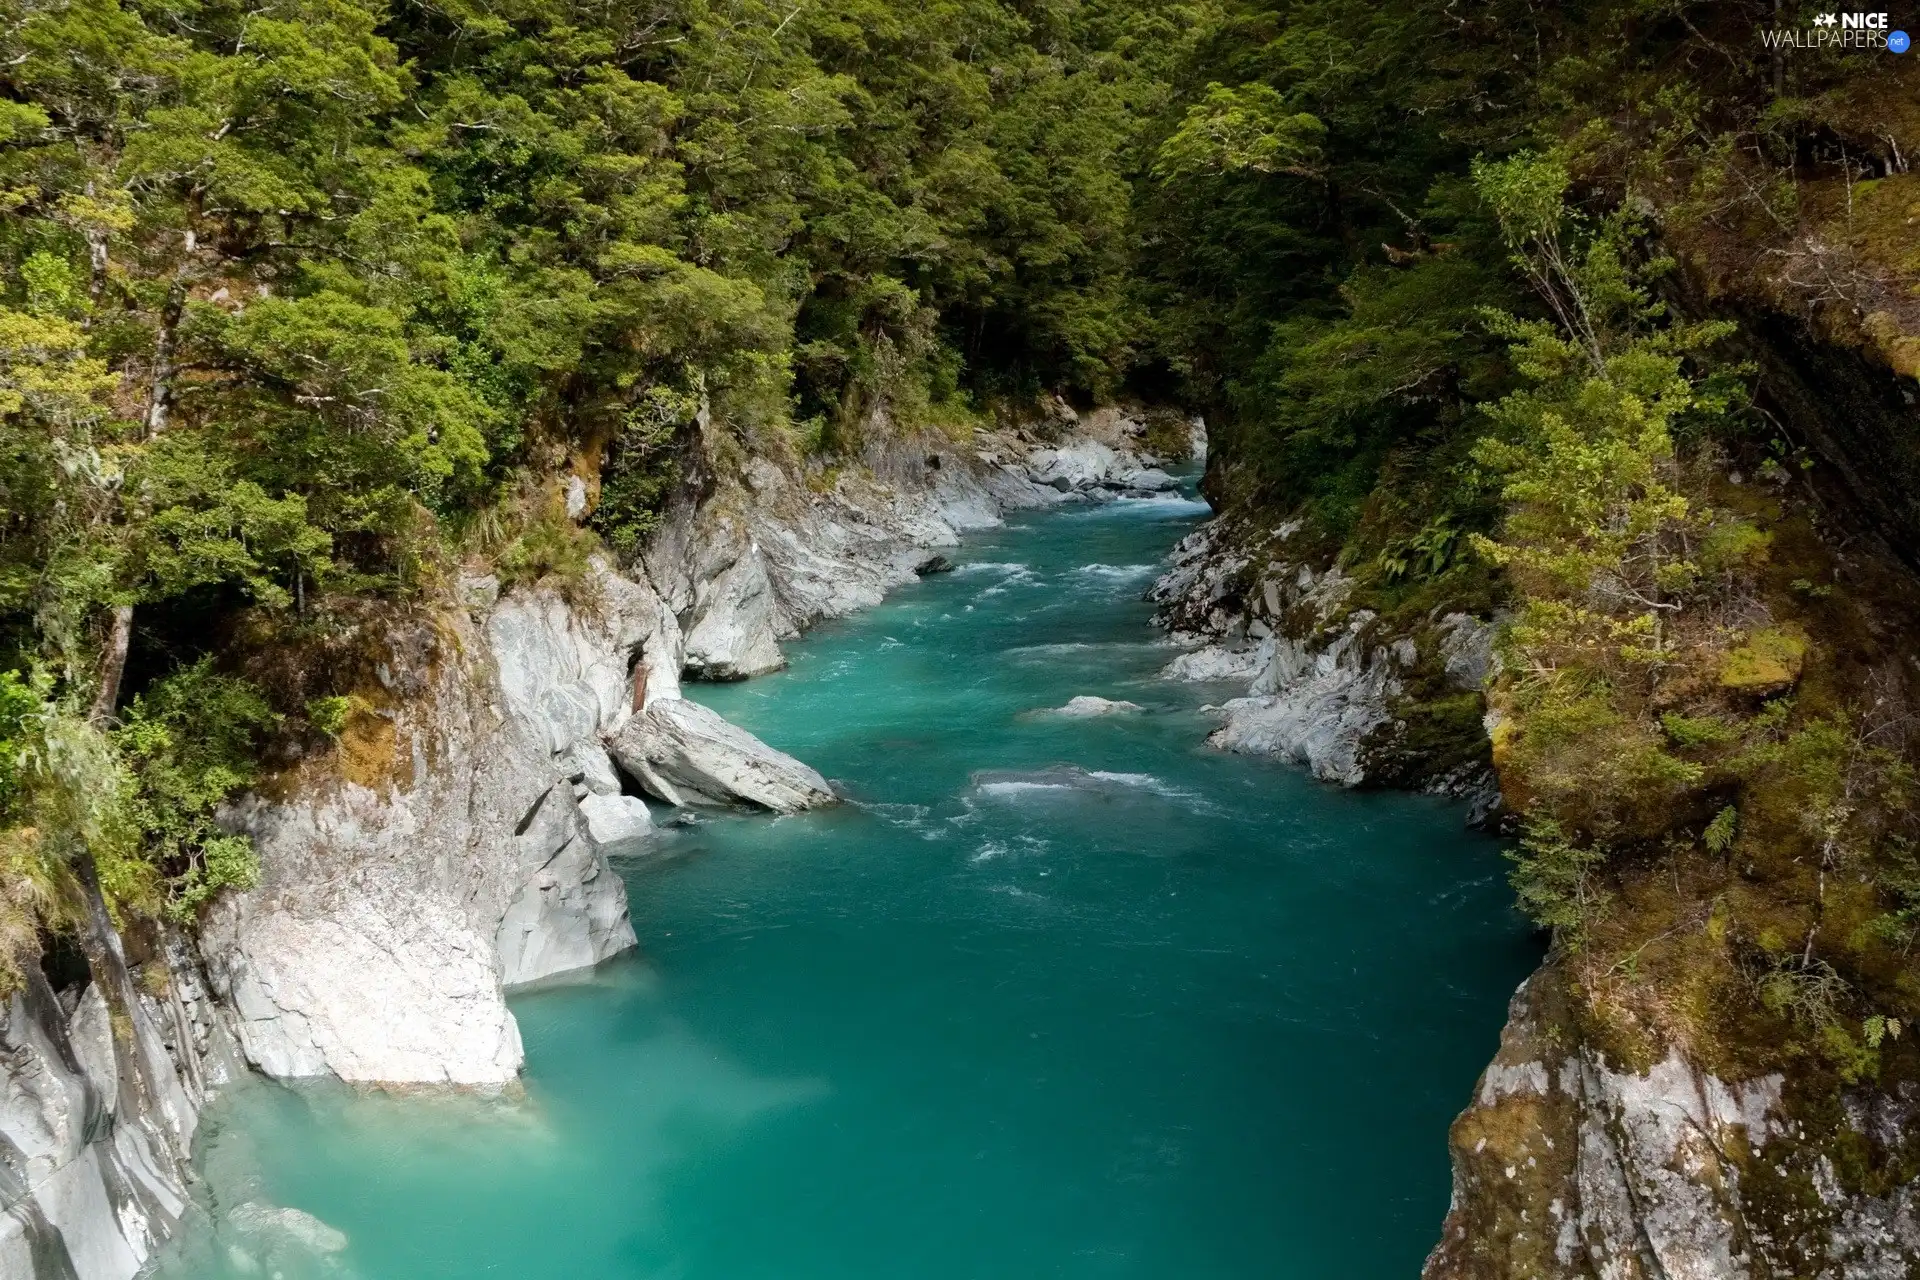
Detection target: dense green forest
<box><xmin>6</xmin><ymin>0</ymin><xmax>1920</xmax><ymax>1103</ymax></box>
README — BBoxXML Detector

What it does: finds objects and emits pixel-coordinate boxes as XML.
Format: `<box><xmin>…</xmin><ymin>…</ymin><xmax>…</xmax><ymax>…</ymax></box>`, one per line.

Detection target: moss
<box><xmin>1719</xmin><ymin>625</ymin><xmax>1808</xmax><ymax>692</ymax></box>
<box><xmin>337</xmin><ymin>705</ymin><xmax>413</xmax><ymax>792</ymax></box>
<box><xmin>1139</xmin><ymin>407</ymin><xmax>1194</xmax><ymax>462</ymax></box>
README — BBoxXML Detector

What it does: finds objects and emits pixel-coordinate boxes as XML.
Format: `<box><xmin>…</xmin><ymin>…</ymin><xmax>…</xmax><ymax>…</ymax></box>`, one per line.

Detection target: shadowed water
<box><xmin>159</xmin><ymin>488</ymin><xmax>1539</xmax><ymax>1279</ymax></box>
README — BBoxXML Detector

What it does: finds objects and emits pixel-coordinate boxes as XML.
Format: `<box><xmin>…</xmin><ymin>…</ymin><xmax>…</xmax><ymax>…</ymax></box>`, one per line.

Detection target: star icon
<box><xmin>1815</xmin><ymin>12</ymin><xmax>1838</xmax><ymax>25</ymax></box>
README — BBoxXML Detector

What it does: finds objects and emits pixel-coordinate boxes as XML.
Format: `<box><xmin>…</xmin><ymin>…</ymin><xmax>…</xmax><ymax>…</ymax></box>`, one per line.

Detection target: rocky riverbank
<box><xmin>1</xmin><ymin>404</ymin><xmax>1193</xmax><ymax>1280</ymax></box>
<box><xmin>1146</xmin><ymin>516</ymin><xmax>1500</xmax><ymax>816</ymax></box>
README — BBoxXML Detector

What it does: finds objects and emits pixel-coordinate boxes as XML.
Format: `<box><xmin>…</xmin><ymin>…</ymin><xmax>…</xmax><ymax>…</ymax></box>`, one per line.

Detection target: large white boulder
<box><xmin>1027</xmin><ymin>440</ymin><xmax>1120</xmax><ymax>491</ymax></box>
<box><xmin>1117</xmin><ymin>466</ymin><xmax>1178</xmax><ymax>492</ymax></box>
<box><xmin>609</xmin><ymin>698</ymin><xmax>836</xmax><ymax>813</ymax></box>
<box><xmin>578</xmin><ymin>792</ymin><xmax>654</xmax><ymax>846</ymax></box>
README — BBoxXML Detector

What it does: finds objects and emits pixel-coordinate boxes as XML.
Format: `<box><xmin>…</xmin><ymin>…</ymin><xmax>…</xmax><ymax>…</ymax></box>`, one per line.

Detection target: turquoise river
<box><xmin>159</xmin><ymin>485</ymin><xmax>1540</xmax><ymax>1279</ymax></box>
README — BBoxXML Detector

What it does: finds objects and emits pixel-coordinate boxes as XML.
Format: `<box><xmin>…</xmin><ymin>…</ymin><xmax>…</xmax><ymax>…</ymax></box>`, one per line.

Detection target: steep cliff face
<box><xmin>0</xmin><ymin>921</ymin><xmax>239</xmax><ymax>1277</ymax></box>
<box><xmin>197</xmin><ymin>566</ymin><xmax>658</xmax><ymax>1088</ymax></box>
<box><xmin>0</xmin><ymin>411</ymin><xmax>1096</xmax><ymax>1279</ymax></box>
<box><xmin>1426</xmin><ymin>963</ymin><xmax>1920</xmax><ymax>1280</ymax></box>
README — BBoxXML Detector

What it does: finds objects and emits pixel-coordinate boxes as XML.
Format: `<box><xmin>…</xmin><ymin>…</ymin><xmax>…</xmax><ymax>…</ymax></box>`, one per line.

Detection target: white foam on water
<box><xmin>1100</xmin><ymin>491</ymin><xmax>1210</xmax><ymax>517</ymax></box>
<box><xmin>968</xmin><ymin>766</ymin><xmax>1214</xmax><ymax>814</ymax></box>
<box><xmin>953</xmin><ymin>561</ymin><xmax>1032</xmax><ymax>577</ymax></box>
<box><xmin>860</xmin><ymin>800</ymin><xmax>932</xmax><ymax>830</ymax></box>
<box><xmin>1086</xmin><ymin>770</ymin><xmax>1200</xmax><ymax>801</ymax></box>
<box><xmin>1004</xmin><ymin>640</ymin><xmax>1165</xmax><ymax>662</ymax></box>
<box><xmin>1072</xmin><ymin>563</ymin><xmax>1159</xmax><ymax>582</ymax></box>
<box><xmin>976</xmin><ymin>780</ymin><xmax>1078</xmax><ymax>798</ymax></box>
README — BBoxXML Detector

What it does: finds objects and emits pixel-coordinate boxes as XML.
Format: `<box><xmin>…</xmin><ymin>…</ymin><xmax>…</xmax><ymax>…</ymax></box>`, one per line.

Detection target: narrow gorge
<box><xmin>139</xmin><ymin>422</ymin><xmax>1539</xmax><ymax>1278</ymax></box>
<box><xmin>10</xmin><ymin>0</ymin><xmax>1920</xmax><ymax>1276</ymax></box>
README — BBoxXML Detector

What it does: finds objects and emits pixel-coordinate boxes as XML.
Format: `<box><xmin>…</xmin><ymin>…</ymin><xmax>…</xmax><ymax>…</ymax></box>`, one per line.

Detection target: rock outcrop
<box><xmin>610</xmin><ymin>697</ymin><xmax>837</xmax><ymax>813</ymax></box>
<box><xmin>643</xmin><ymin>431</ymin><xmax>1065</xmax><ymax>683</ymax></box>
<box><xmin>1026</xmin><ymin>438</ymin><xmax>1176</xmax><ymax>496</ymax></box>
<box><xmin>199</xmin><ymin>566</ymin><xmax>661</xmax><ymax>1087</ymax></box>
<box><xmin>1424</xmin><ymin>968</ymin><xmax>1920</xmax><ymax>1280</ymax></box>
<box><xmin>1148</xmin><ymin>519</ymin><xmax>1495</xmax><ymax>792</ymax></box>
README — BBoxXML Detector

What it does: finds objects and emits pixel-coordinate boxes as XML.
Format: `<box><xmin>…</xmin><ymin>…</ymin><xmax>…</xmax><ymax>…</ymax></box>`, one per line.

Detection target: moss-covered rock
<box><xmin>1719</xmin><ymin>626</ymin><xmax>1808</xmax><ymax>693</ymax></box>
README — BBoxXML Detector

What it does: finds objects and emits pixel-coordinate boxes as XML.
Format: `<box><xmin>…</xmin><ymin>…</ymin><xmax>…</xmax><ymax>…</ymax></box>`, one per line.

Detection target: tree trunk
<box><xmin>87</xmin><ymin>603</ymin><xmax>134</xmax><ymax>725</ymax></box>
<box><xmin>144</xmin><ymin>277</ymin><xmax>188</xmax><ymax>438</ymax></box>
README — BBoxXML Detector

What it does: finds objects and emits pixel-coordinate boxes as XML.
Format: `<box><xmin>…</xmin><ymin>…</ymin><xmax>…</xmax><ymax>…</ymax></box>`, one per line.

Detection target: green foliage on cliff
<box><xmin>111</xmin><ymin>660</ymin><xmax>278</xmax><ymax>918</ymax></box>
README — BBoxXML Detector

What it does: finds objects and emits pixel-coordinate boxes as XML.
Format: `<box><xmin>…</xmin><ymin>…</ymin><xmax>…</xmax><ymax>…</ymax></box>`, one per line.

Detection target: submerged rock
<box><xmin>1051</xmin><ymin>696</ymin><xmax>1143</xmax><ymax>716</ymax></box>
<box><xmin>228</xmin><ymin>1202</ymin><xmax>348</xmax><ymax>1254</ymax></box>
<box><xmin>609</xmin><ymin>698</ymin><xmax>837</xmax><ymax>813</ymax></box>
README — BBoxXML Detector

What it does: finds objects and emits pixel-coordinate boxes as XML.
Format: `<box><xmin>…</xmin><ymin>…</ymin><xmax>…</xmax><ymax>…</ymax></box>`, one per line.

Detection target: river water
<box><xmin>161</xmin><ymin>488</ymin><xmax>1538</xmax><ymax>1279</ymax></box>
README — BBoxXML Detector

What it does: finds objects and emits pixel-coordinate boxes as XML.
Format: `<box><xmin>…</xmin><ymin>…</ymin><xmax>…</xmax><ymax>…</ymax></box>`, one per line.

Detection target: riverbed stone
<box><xmin>1053</xmin><ymin>696</ymin><xmax>1144</xmax><ymax>716</ymax></box>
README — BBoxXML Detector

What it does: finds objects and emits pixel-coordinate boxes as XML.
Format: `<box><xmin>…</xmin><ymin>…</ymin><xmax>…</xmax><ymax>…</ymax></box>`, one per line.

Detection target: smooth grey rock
<box><xmin>677</xmin><ymin>515</ymin><xmax>788</xmax><ymax>681</ymax></box>
<box><xmin>0</xmin><ymin>966</ymin><xmax>201</xmax><ymax>1280</ymax></box>
<box><xmin>568</xmin><ymin>740</ymin><xmax>624</xmax><ymax>796</ymax></box>
<box><xmin>578</xmin><ymin>792</ymin><xmax>654</xmax><ymax>846</ymax></box>
<box><xmin>1027</xmin><ymin>440</ymin><xmax>1119</xmax><ymax>491</ymax></box>
<box><xmin>1117</xmin><ymin>467</ymin><xmax>1178</xmax><ymax>492</ymax></box>
<box><xmin>205</xmin><ymin>568</ymin><xmax>657</xmax><ymax>1086</ymax></box>
<box><xmin>497</xmin><ymin>801</ymin><xmax>638</xmax><ymax>989</ymax></box>
<box><xmin>68</xmin><ymin>984</ymin><xmax>118</xmax><ymax>1106</ymax></box>
<box><xmin>609</xmin><ymin>697</ymin><xmax>836</xmax><ymax>813</ymax></box>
